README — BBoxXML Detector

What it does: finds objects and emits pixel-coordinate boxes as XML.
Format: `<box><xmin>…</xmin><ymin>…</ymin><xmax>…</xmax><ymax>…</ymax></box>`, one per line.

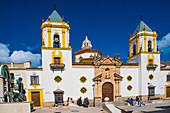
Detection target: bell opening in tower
<box><xmin>53</xmin><ymin>34</ymin><xmax>60</xmax><ymax>48</ymax></box>
<box><xmin>148</xmin><ymin>40</ymin><xmax>152</xmax><ymax>52</ymax></box>
<box><xmin>133</xmin><ymin>44</ymin><xmax>136</xmax><ymax>55</ymax></box>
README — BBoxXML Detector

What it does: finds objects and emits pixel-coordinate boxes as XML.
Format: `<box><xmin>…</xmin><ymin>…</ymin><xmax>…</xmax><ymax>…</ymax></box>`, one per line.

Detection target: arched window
<box><xmin>133</xmin><ymin>44</ymin><xmax>136</xmax><ymax>55</ymax></box>
<box><xmin>53</xmin><ymin>34</ymin><xmax>60</xmax><ymax>48</ymax></box>
<box><xmin>148</xmin><ymin>40</ymin><xmax>152</xmax><ymax>52</ymax></box>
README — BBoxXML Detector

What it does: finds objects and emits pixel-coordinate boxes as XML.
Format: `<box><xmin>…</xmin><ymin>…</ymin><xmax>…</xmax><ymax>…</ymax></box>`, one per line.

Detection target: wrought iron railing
<box><xmin>146</xmin><ymin>64</ymin><xmax>158</xmax><ymax>70</ymax></box>
<box><xmin>49</xmin><ymin>63</ymin><xmax>65</xmax><ymax>69</ymax></box>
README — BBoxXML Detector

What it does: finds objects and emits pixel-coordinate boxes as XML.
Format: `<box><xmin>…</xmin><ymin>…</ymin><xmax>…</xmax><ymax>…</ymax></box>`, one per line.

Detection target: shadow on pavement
<box><xmin>155</xmin><ymin>106</ymin><xmax>170</xmax><ymax>109</ymax></box>
<box><xmin>141</xmin><ymin>106</ymin><xmax>170</xmax><ymax>113</ymax></box>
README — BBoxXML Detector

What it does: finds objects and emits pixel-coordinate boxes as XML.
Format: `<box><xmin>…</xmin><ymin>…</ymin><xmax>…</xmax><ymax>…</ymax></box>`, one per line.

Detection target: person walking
<box><xmin>130</xmin><ymin>98</ymin><xmax>135</xmax><ymax>106</ymax></box>
<box><xmin>135</xmin><ymin>96</ymin><xmax>140</xmax><ymax>105</ymax></box>
<box><xmin>71</xmin><ymin>98</ymin><xmax>74</xmax><ymax>103</ymax></box>
<box><xmin>67</xmin><ymin>97</ymin><xmax>70</xmax><ymax>106</ymax></box>
<box><xmin>139</xmin><ymin>99</ymin><xmax>145</xmax><ymax>107</ymax></box>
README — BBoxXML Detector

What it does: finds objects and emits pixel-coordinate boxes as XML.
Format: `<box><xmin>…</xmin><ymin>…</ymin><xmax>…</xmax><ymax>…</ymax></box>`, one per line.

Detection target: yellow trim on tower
<box><xmin>147</xmin><ymin>54</ymin><xmax>155</xmax><ymax>65</ymax></box>
<box><xmin>47</xmin><ymin>27</ymin><xmax>51</xmax><ymax>47</ymax></box>
<box><xmin>28</xmin><ymin>89</ymin><xmax>44</xmax><ymax>108</ymax></box>
<box><xmin>129</xmin><ymin>42</ymin><xmax>132</xmax><ymax>57</ymax></box>
<box><xmin>129</xmin><ymin>31</ymin><xmax>157</xmax><ymax>42</ymax></box>
<box><xmin>144</xmin><ymin>31</ymin><xmax>147</xmax><ymax>52</ymax></box>
<box><xmin>127</xmin><ymin>51</ymin><xmax>160</xmax><ymax>60</ymax></box>
<box><xmin>54</xmin><ymin>75</ymin><xmax>62</xmax><ymax>83</ymax></box>
<box><xmin>148</xmin><ymin>74</ymin><xmax>154</xmax><ymax>80</ymax></box>
<box><xmin>126</xmin><ymin>75</ymin><xmax>133</xmax><ymax>82</ymax></box>
<box><xmin>41</xmin><ymin>47</ymin><xmax>72</xmax><ymax>50</ymax></box>
<box><xmin>55</xmin><ymin>31</ymin><xmax>58</xmax><ymax>34</ymax></box>
<box><xmin>80</xmin><ymin>87</ymin><xmax>88</xmax><ymax>94</ymax></box>
<box><xmin>136</xmin><ymin>38</ymin><xmax>139</xmax><ymax>53</ymax></box>
<box><xmin>79</xmin><ymin>76</ymin><xmax>87</xmax><ymax>83</ymax></box>
<box><xmin>153</xmin><ymin>36</ymin><xmax>156</xmax><ymax>52</ymax></box>
<box><xmin>165</xmin><ymin>85</ymin><xmax>170</xmax><ymax>99</ymax></box>
<box><xmin>52</xmin><ymin>50</ymin><xmax>63</xmax><ymax>64</ymax></box>
<box><xmin>41</xmin><ymin>24</ymin><xmax>70</xmax><ymax>30</ymax></box>
<box><xmin>62</xmin><ymin>22</ymin><xmax>65</xmax><ymax>48</ymax></box>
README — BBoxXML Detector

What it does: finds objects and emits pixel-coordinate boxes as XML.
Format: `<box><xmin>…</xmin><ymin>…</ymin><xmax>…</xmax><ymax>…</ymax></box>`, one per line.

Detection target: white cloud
<box><xmin>158</xmin><ymin>33</ymin><xmax>170</xmax><ymax>55</ymax></box>
<box><xmin>0</xmin><ymin>43</ymin><xmax>41</xmax><ymax>67</ymax></box>
<box><xmin>0</xmin><ymin>43</ymin><xmax>10</xmax><ymax>57</ymax></box>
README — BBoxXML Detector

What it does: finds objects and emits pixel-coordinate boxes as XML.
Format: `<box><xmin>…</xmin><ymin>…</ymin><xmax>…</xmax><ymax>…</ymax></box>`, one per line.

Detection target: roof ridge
<box><xmin>132</xmin><ymin>20</ymin><xmax>152</xmax><ymax>36</ymax></box>
<box><xmin>47</xmin><ymin>10</ymin><xmax>62</xmax><ymax>22</ymax></box>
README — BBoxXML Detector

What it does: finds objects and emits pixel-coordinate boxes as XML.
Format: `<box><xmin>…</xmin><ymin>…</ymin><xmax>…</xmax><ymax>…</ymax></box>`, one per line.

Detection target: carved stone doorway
<box><xmin>102</xmin><ymin>82</ymin><xmax>113</xmax><ymax>102</ymax></box>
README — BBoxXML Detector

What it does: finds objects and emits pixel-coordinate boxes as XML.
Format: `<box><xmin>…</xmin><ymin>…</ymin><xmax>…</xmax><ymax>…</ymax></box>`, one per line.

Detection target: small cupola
<box><xmin>81</xmin><ymin>36</ymin><xmax>92</xmax><ymax>49</ymax></box>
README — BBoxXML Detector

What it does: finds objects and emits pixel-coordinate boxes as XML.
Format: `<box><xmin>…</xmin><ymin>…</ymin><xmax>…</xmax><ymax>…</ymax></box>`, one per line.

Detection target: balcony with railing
<box><xmin>49</xmin><ymin>63</ymin><xmax>65</xmax><ymax>70</ymax></box>
<box><xmin>146</xmin><ymin>64</ymin><xmax>158</xmax><ymax>70</ymax></box>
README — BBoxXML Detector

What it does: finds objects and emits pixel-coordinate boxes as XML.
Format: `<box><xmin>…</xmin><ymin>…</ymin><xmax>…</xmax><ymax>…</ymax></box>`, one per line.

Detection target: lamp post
<box><xmin>92</xmin><ymin>84</ymin><xmax>95</xmax><ymax>107</ymax></box>
<box><xmin>147</xmin><ymin>82</ymin><xmax>150</xmax><ymax>101</ymax></box>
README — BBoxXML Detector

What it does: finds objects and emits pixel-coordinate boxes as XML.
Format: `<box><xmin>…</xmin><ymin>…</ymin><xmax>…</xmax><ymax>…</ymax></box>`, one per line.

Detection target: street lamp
<box><xmin>147</xmin><ymin>82</ymin><xmax>150</xmax><ymax>101</ymax></box>
<box><xmin>92</xmin><ymin>84</ymin><xmax>95</xmax><ymax>107</ymax></box>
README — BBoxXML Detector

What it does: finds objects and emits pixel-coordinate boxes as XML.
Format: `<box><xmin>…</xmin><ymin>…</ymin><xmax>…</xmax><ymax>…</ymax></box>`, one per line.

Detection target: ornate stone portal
<box><xmin>93</xmin><ymin>56</ymin><xmax>123</xmax><ymax>103</ymax></box>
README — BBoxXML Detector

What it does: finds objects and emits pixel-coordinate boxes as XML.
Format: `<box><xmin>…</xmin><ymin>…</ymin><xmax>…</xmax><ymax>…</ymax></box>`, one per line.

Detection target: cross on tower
<box><xmin>140</xmin><ymin>15</ymin><xmax>143</xmax><ymax>20</ymax></box>
<box><xmin>53</xmin><ymin>2</ymin><xmax>56</xmax><ymax>10</ymax></box>
<box><xmin>85</xmin><ymin>32</ymin><xmax>88</xmax><ymax>36</ymax></box>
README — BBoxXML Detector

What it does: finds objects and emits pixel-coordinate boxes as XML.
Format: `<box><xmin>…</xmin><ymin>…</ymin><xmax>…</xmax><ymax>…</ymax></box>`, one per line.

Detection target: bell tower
<box><xmin>41</xmin><ymin>9</ymin><xmax>71</xmax><ymax>48</ymax></box>
<box><xmin>127</xmin><ymin>17</ymin><xmax>161</xmax><ymax>97</ymax></box>
<box><xmin>40</xmin><ymin>7</ymin><xmax>73</xmax><ymax>101</ymax></box>
<box><xmin>127</xmin><ymin>18</ymin><xmax>160</xmax><ymax>63</ymax></box>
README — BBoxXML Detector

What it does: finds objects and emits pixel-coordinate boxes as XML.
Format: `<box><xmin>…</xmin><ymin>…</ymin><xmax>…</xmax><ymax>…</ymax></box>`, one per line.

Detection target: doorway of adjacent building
<box><xmin>102</xmin><ymin>82</ymin><xmax>113</xmax><ymax>102</ymax></box>
<box><xmin>31</xmin><ymin>92</ymin><xmax>40</xmax><ymax>107</ymax></box>
<box><xmin>166</xmin><ymin>87</ymin><xmax>170</xmax><ymax>98</ymax></box>
<box><xmin>53</xmin><ymin>88</ymin><xmax>64</xmax><ymax>104</ymax></box>
<box><xmin>54</xmin><ymin>93</ymin><xmax>63</xmax><ymax>104</ymax></box>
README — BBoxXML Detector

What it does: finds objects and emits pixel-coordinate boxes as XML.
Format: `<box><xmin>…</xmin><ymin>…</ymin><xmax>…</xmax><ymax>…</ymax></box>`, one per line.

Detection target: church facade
<box><xmin>1</xmin><ymin>9</ymin><xmax>169</xmax><ymax>107</ymax></box>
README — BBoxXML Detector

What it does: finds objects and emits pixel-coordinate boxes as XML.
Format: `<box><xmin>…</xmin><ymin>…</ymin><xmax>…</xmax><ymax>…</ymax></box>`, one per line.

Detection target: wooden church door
<box><xmin>102</xmin><ymin>82</ymin><xmax>113</xmax><ymax>102</ymax></box>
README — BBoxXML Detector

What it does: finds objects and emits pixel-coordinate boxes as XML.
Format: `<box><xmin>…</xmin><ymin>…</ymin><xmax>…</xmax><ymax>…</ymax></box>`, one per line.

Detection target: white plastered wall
<box><xmin>72</xmin><ymin>68</ymin><xmax>94</xmax><ymax>100</ymax></box>
<box><xmin>120</xmin><ymin>68</ymin><xmax>139</xmax><ymax>97</ymax></box>
<box><xmin>41</xmin><ymin>49</ymin><xmax>73</xmax><ymax>102</ymax></box>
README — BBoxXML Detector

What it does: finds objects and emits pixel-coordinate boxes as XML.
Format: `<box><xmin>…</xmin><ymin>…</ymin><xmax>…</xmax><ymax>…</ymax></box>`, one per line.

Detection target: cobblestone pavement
<box><xmin>117</xmin><ymin>100</ymin><xmax>170</xmax><ymax>113</ymax></box>
<box><xmin>32</xmin><ymin>106</ymin><xmax>107</xmax><ymax>113</ymax></box>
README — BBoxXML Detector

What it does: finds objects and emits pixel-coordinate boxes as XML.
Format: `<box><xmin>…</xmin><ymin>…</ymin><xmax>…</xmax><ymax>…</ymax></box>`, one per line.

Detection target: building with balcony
<box><xmin>1</xmin><ymin>7</ymin><xmax>169</xmax><ymax>108</ymax></box>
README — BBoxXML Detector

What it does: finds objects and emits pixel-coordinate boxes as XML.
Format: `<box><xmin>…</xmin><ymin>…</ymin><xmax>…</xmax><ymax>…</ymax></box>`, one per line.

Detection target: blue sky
<box><xmin>0</xmin><ymin>0</ymin><xmax>170</xmax><ymax>67</ymax></box>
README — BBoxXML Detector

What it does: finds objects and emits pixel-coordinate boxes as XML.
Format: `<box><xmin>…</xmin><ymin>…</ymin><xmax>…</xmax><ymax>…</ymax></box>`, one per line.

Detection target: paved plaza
<box><xmin>117</xmin><ymin>100</ymin><xmax>170</xmax><ymax>113</ymax></box>
<box><xmin>32</xmin><ymin>100</ymin><xmax>170</xmax><ymax>113</ymax></box>
<box><xmin>32</xmin><ymin>106</ymin><xmax>107</xmax><ymax>113</ymax></box>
